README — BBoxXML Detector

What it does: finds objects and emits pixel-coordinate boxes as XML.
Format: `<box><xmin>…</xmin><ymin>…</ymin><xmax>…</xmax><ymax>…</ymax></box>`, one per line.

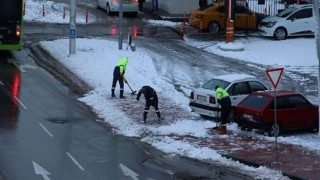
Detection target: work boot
<box><xmin>120</xmin><ymin>90</ymin><xmax>126</xmax><ymax>99</ymax></box>
<box><xmin>143</xmin><ymin>112</ymin><xmax>147</xmax><ymax>123</ymax></box>
<box><xmin>219</xmin><ymin>126</ymin><xmax>227</xmax><ymax>135</ymax></box>
<box><xmin>111</xmin><ymin>89</ymin><xmax>115</xmax><ymax>98</ymax></box>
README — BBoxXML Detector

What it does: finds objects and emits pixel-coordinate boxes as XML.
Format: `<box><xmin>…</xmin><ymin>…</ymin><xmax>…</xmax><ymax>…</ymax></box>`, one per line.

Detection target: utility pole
<box><xmin>118</xmin><ymin>0</ymin><xmax>123</xmax><ymax>50</ymax></box>
<box><xmin>314</xmin><ymin>0</ymin><xmax>320</xmax><ymax>111</ymax></box>
<box><xmin>69</xmin><ymin>0</ymin><xmax>76</xmax><ymax>55</ymax></box>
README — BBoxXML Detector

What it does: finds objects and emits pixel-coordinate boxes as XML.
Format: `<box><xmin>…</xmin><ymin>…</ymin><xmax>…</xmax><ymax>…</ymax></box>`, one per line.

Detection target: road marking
<box><xmin>32</xmin><ymin>161</ymin><xmax>51</xmax><ymax>180</ymax></box>
<box><xmin>0</xmin><ymin>80</ymin><xmax>4</xmax><ymax>86</ymax></box>
<box><xmin>14</xmin><ymin>97</ymin><xmax>28</xmax><ymax>110</ymax></box>
<box><xmin>66</xmin><ymin>152</ymin><xmax>85</xmax><ymax>171</ymax></box>
<box><xmin>119</xmin><ymin>163</ymin><xmax>139</xmax><ymax>180</ymax></box>
<box><xmin>39</xmin><ymin>123</ymin><xmax>53</xmax><ymax>137</ymax></box>
<box><xmin>143</xmin><ymin>149</ymin><xmax>151</xmax><ymax>155</ymax></box>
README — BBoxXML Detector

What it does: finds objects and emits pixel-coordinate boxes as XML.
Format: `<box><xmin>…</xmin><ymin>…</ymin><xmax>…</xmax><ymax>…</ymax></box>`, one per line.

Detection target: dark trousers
<box><xmin>145</xmin><ymin>99</ymin><xmax>159</xmax><ymax>112</ymax></box>
<box><xmin>152</xmin><ymin>0</ymin><xmax>158</xmax><ymax>11</ymax></box>
<box><xmin>112</xmin><ymin>66</ymin><xmax>124</xmax><ymax>90</ymax></box>
<box><xmin>219</xmin><ymin>97</ymin><xmax>231</xmax><ymax>125</ymax></box>
<box><xmin>112</xmin><ymin>66</ymin><xmax>125</xmax><ymax>97</ymax></box>
<box><xmin>138</xmin><ymin>2</ymin><xmax>143</xmax><ymax>11</ymax></box>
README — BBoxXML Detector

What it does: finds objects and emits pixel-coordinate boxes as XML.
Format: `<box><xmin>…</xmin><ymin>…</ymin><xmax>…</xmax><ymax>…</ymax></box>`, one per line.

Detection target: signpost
<box><xmin>118</xmin><ymin>0</ymin><xmax>123</xmax><ymax>50</ymax></box>
<box><xmin>266</xmin><ymin>67</ymin><xmax>284</xmax><ymax>164</ymax></box>
<box><xmin>69</xmin><ymin>0</ymin><xmax>76</xmax><ymax>55</ymax></box>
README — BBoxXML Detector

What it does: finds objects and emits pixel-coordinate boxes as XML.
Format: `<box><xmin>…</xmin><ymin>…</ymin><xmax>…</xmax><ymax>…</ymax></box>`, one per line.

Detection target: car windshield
<box><xmin>202</xmin><ymin>79</ymin><xmax>230</xmax><ymax>90</ymax></box>
<box><xmin>200</xmin><ymin>4</ymin><xmax>214</xmax><ymax>11</ymax></box>
<box><xmin>277</xmin><ymin>6</ymin><xmax>298</xmax><ymax>18</ymax></box>
<box><xmin>239</xmin><ymin>94</ymin><xmax>271</xmax><ymax>110</ymax></box>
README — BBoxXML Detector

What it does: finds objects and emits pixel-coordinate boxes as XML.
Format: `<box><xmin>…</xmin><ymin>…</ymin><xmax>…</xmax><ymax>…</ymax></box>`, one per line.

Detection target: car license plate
<box><xmin>243</xmin><ymin>114</ymin><xmax>253</xmax><ymax>120</ymax></box>
<box><xmin>197</xmin><ymin>95</ymin><xmax>206</xmax><ymax>101</ymax></box>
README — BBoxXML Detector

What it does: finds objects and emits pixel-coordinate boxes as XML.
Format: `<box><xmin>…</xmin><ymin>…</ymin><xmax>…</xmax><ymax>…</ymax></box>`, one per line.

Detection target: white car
<box><xmin>189</xmin><ymin>74</ymin><xmax>269</xmax><ymax>119</ymax></box>
<box><xmin>98</xmin><ymin>0</ymin><xmax>138</xmax><ymax>16</ymax></box>
<box><xmin>258</xmin><ymin>4</ymin><xmax>316</xmax><ymax>40</ymax></box>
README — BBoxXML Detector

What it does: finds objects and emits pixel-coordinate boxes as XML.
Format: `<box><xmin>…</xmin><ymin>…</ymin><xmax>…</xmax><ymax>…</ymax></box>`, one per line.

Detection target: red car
<box><xmin>234</xmin><ymin>90</ymin><xmax>319</xmax><ymax>136</ymax></box>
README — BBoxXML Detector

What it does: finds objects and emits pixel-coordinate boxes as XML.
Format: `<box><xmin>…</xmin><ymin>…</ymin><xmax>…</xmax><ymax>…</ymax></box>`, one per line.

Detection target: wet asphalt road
<box><xmin>0</xmin><ymin>1</ymin><xmax>257</xmax><ymax>180</ymax></box>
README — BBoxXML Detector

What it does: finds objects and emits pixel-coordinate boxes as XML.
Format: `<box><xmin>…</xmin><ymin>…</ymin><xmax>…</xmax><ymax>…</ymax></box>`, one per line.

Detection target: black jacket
<box><xmin>137</xmin><ymin>86</ymin><xmax>158</xmax><ymax>102</ymax></box>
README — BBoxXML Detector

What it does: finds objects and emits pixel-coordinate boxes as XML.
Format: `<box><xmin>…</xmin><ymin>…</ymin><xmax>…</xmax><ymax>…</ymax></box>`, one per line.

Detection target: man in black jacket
<box><xmin>136</xmin><ymin>86</ymin><xmax>162</xmax><ymax>123</ymax></box>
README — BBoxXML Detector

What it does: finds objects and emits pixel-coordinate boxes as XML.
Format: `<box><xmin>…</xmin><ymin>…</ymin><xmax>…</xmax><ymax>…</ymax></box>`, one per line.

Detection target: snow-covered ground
<box><xmin>25</xmin><ymin>0</ymin><xmax>319</xmax><ymax>179</ymax></box>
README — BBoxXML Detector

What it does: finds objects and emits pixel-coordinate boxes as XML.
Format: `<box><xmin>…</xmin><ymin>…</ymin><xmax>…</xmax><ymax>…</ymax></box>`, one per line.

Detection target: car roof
<box><xmin>252</xmin><ymin>90</ymin><xmax>300</xmax><ymax>97</ymax></box>
<box><xmin>215</xmin><ymin>74</ymin><xmax>256</xmax><ymax>82</ymax></box>
<box><xmin>291</xmin><ymin>4</ymin><xmax>315</xmax><ymax>9</ymax></box>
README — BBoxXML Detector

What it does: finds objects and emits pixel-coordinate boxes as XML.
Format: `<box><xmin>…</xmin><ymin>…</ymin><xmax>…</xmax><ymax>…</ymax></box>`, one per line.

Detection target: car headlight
<box><xmin>265</xmin><ymin>21</ymin><xmax>276</xmax><ymax>28</ymax></box>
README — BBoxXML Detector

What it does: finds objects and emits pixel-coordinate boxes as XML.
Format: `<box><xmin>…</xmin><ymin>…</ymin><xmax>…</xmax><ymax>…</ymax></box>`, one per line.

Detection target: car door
<box><xmin>286</xmin><ymin>8</ymin><xmax>313</xmax><ymax>35</ymax></box>
<box><xmin>248</xmin><ymin>81</ymin><xmax>268</xmax><ymax>92</ymax></box>
<box><xmin>235</xmin><ymin>5</ymin><xmax>257</xmax><ymax>30</ymax></box>
<box><xmin>215</xmin><ymin>5</ymin><xmax>227</xmax><ymax>29</ymax></box>
<box><xmin>98</xmin><ymin>0</ymin><xmax>107</xmax><ymax>10</ymax></box>
<box><xmin>287</xmin><ymin>95</ymin><xmax>313</xmax><ymax>129</ymax></box>
<box><xmin>269</xmin><ymin>96</ymin><xmax>291</xmax><ymax>129</ymax></box>
<box><xmin>227</xmin><ymin>82</ymin><xmax>251</xmax><ymax>106</ymax></box>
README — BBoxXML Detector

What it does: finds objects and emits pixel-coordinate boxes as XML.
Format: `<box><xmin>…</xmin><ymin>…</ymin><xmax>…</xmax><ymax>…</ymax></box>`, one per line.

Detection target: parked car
<box><xmin>234</xmin><ymin>90</ymin><xmax>319</xmax><ymax>136</ymax></box>
<box><xmin>189</xmin><ymin>74</ymin><xmax>269</xmax><ymax>119</ymax></box>
<box><xmin>258</xmin><ymin>4</ymin><xmax>317</xmax><ymax>40</ymax></box>
<box><xmin>188</xmin><ymin>2</ymin><xmax>267</xmax><ymax>33</ymax></box>
<box><xmin>97</xmin><ymin>0</ymin><xmax>138</xmax><ymax>16</ymax></box>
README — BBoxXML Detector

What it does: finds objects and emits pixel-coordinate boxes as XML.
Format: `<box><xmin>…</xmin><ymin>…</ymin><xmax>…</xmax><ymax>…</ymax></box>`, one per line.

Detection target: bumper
<box><xmin>189</xmin><ymin>102</ymin><xmax>220</xmax><ymax>117</ymax></box>
<box><xmin>258</xmin><ymin>26</ymin><xmax>275</xmax><ymax>37</ymax></box>
<box><xmin>235</xmin><ymin>117</ymin><xmax>267</xmax><ymax>131</ymax></box>
<box><xmin>110</xmin><ymin>2</ymin><xmax>138</xmax><ymax>12</ymax></box>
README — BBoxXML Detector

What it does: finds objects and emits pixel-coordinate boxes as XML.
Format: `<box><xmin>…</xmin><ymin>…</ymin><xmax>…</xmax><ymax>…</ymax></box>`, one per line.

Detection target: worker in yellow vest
<box><xmin>214</xmin><ymin>85</ymin><xmax>231</xmax><ymax>134</ymax></box>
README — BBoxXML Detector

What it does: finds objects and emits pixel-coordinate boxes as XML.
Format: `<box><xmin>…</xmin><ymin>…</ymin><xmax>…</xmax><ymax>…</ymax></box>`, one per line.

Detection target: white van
<box><xmin>98</xmin><ymin>0</ymin><xmax>138</xmax><ymax>16</ymax></box>
<box><xmin>258</xmin><ymin>4</ymin><xmax>316</xmax><ymax>40</ymax></box>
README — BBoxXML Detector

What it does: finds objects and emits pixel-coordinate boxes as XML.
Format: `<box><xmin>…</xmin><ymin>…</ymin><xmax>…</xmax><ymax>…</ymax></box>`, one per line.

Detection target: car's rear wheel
<box><xmin>267</xmin><ymin>122</ymin><xmax>280</xmax><ymax>137</ymax></box>
<box><xmin>274</xmin><ymin>27</ymin><xmax>287</xmax><ymax>40</ymax></box>
<box><xmin>208</xmin><ymin>21</ymin><xmax>220</xmax><ymax>33</ymax></box>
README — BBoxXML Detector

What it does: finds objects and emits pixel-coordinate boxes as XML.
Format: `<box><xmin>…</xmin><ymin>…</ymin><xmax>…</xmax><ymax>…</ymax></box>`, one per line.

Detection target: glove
<box><xmin>124</xmin><ymin>80</ymin><xmax>128</xmax><ymax>84</ymax></box>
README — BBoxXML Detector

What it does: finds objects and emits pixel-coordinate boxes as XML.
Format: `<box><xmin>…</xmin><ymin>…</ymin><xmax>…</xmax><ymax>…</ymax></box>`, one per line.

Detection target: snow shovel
<box><xmin>126</xmin><ymin>82</ymin><xmax>137</xmax><ymax>95</ymax></box>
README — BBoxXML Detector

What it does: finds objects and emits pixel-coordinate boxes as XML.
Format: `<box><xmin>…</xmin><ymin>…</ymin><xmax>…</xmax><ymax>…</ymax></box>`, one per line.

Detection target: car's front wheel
<box><xmin>208</xmin><ymin>21</ymin><xmax>220</xmax><ymax>33</ymax></box>
<box><xmin>267</xmin><ymin>122</ymin><xmax>280</xmax><ymax>137</ymax></box>
<box><xmin>274</xmin><ymin>27</ymin><xmax>287</xmax><ymax>40</ymax></box>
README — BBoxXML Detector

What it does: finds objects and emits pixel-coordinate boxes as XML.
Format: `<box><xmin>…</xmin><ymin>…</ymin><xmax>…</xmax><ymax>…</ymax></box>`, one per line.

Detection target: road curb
<box><xmin>220</xmin><ymin>153</ymin><xmax>305</xmax><ymax>180</ymax></box>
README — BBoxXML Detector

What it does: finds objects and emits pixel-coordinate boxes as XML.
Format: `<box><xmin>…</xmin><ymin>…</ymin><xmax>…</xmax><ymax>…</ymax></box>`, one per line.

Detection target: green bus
<box><xmin>0</xmin><ymin>0</ymin><xmax>23</xmax><ymax>51</ymax></box>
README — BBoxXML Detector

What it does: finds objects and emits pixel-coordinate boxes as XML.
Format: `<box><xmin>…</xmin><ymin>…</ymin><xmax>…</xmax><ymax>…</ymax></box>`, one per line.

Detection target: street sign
<box><xmin>70</xmin><ymin>29</ymin><xmax>76</xmax><ymax>39</ymax></box>
<box><xmin>266</xmin><ymin>68</ymin><xmax>284</xmax><ymax>89</ymax></box>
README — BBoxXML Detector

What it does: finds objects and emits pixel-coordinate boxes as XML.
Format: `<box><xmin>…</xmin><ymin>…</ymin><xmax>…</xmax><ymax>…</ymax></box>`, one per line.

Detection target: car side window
<box><xmin>290</xmin><ymin>8</ymin><xmax>312</xmax><ymax>20</ymax></box>
<box><xmin>238</xmin><ymin>82</ymin><xmax>251</xmax><ymax>95</ymax></box>
<box><xmin>235</xmin><ymin>6</ymin><xmax>251</xmax><ymax>14</ymax></box>
<box><xmin>216</xmin><ymin>6</ymin><xmax>225</xmax><ymax>13</ymax></box>
<box><xmin>288</xmin><ymin>95</ymin><xmax>311</xmax><ymax>109</ymax></box>
<box><xmin>269</xmin><ymin>97</ymin><xmax>289</xmax><ymax>110</ymax></box>
<box><xmin>248</xmin><ymin>81</ymin><xmax>267</xmax><ymax>92</ymax></box>
<box><xmin>228</xmin><ymin>83</ymin><xmax>240</xmax><ymax>95</ymax></box>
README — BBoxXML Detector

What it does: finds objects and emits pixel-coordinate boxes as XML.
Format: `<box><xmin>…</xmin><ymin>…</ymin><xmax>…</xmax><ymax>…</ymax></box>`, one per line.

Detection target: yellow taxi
<box><xmin>189</xmin><ymin>2</ymin><xmax>262</xmax><ymax>33</ymax></box>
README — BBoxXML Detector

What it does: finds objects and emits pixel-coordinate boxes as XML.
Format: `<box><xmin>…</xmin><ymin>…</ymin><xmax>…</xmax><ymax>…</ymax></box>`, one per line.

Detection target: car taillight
<box><xmin>190</xmin><ymin>91</ymin><xmax>194</xmax><ymax>99</ymax></box>
<box><xmin>195</xmin><ymin>14</ymin><xmax>204</xmax><ymax>19</ymax></box>
<box><xmin>16</xmin><ymin>25</ymin><xmax>21</xmax><ymax>37</ymax></box>
<box><xmin>131</xmin><ymin>0</ymin><xmax>138</xmax><ymax>2</ymax></box>
<box><xmin>209</xmin><ymin>96</ymin><xmax>215</xmax><ymax>104</ymax></box>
